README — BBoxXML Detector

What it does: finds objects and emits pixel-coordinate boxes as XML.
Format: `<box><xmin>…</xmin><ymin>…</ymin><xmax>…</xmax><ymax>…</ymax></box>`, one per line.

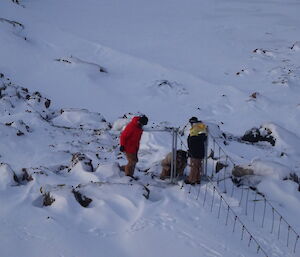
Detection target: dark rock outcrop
<box><xmin>70</xmin><ymin>153</ymin><xmax>94</xmax><ymax>172</ymax></box>
<box><xmin>72</xmin><ymin>189</ymin><xmax>92</xmax><ymax>207</ymax></box>
<box><xmin>241</xmin><ymin>127</ymin><xmax>276</xmax><ymax>146</ymax></box>
<box><xmin>42</xmin><ymin>192</ymin><xmax>55</xmax><ymax>206</ymax></box>
<box><xmin>284</xmin><ymin>173</ymin><xmax>300</xmax><ymax>192</ymax></box>
<box><xmin>232</xmin><ymin>165</ymin><xmax>254</xmax><ymax>177</ymax></box>
<box><xmin>215</xmin><ymin>161</ymin><xmax>228</xmax><ymax>173</ymax></box>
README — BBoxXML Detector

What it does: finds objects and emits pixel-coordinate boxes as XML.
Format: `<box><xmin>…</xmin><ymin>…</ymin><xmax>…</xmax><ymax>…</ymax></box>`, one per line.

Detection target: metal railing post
<box><xmin>170</xmin><ymin>128</ymin><xmax>175</xmax><ymax>183</ymax></box>
<box><xmin>170</xmin><ymin>128</ymin><xmax>178</xmax><ymax>184</ymax></box>
<box><xmin>204</xmin><ymin>131</ymin><xmax>209</xmax><ymax>176</ymax></box>
<box><xmin>174</xmin><ymin>128</ymin><xmax>178</xmax><ymax>181</ymax></box>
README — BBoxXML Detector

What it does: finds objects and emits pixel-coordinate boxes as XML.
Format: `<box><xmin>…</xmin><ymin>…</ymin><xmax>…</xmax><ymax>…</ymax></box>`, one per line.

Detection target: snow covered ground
<box><xmin>0</xmin><ymin>0</ymin><xmax>300</xmax><ymax>256</ymax></box>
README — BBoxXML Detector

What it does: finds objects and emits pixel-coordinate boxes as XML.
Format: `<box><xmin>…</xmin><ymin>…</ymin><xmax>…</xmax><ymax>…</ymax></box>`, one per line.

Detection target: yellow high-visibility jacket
<box><xmin>189</xmin><ymin>123</ymin><xmax>207</xmax><ymax>137</ymax></box>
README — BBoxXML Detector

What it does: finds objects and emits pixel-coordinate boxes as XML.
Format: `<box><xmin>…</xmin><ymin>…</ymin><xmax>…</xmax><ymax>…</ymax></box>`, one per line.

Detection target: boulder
<box><xmin>232</xmin><ymin>165</ymin><xmax>255</xmax><ymax>177</ymax></box>
<box><xmin>241</xmin><ymin>127</ymin><xmax>275</xmax><ymax>146</ymax></box>
<box><xmin>72</xmin><ymin>189</ymin><xmax>92</xmax><ymax>207</ymax></box>
<box><xmin>42</xmin><ymin>192</ymin><xmax>55</xmax><ymax>206</ymax></box>
<box><xmin>70</xmin><ymin>153</ymin><xmax>94</xmax><ymax>172</ymax></box>
<box><xmin>215</xmin><ymin>161</ymin><xmax>228</xmax><ymax>173</ymax></box>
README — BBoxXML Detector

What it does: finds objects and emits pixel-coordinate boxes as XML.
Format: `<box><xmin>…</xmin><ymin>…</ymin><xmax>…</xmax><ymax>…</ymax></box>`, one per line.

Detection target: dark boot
<box><xmin>184</xmin><ymin>179</ymin><xmax>195</xmax><ymax>185</ymax></box>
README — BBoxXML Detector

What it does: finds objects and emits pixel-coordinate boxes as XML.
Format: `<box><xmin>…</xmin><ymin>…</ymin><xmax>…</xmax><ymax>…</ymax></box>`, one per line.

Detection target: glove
<box><xmin>120</xmin><ymin>145</ymin><xmax>125</xmax><ymax>152</ymax></box>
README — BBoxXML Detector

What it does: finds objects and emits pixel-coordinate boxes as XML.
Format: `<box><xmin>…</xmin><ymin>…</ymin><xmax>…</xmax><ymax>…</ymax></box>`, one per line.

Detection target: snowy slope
<box><xmin>1</xmin><ymin>0</ymin><xmax>300</xmax><ymax>132</ymax></box>
<box><xmin>0</xmin><ymin>0</ymin><xmax>300</xmax><ymax>256</ymax></box>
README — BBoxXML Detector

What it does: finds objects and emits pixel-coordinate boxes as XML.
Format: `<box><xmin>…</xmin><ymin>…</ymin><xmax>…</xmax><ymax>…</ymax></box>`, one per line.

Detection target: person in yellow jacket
<box><xmin>185</xmin><ymin>117</ymin><xmax>207</xmax><ymax>185</ymax></box>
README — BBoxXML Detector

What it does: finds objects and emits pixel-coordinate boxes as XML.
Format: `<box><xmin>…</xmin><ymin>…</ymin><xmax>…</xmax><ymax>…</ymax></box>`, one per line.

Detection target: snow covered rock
<box><xmin>95</xmin><ymin>162</ymin><xmax>120</xmax><ymax>182</ymax></box>
<box><xmin>0</xmin><ymin>163</ymin><xmax>33</xmax><ymax>189</ymax></box>
<box><xmin>11</xmin><ymin>0</ymin><xmax>21</xmax><ymax>5</ymax></box>
<box><xmin>55</xmin><ymin>56</ymin><xmax>108</xmax><ymax>73</ymax></box>
<box><xmin>241</xmin><ymin>126</ymin><xmax>275</xmax><ymax>146</ymax></box>
<box><xmin>0</xmin><ymin>163</ymin><xmax>18</xmax><ymax>189</ymax></box>
<box><xmin>150</xmin><ymin>79</ymin><xmax>188</xmax><ymax>96</ymax></box>
<box><xmin>42</xmin><ymin>192</ymin><xmax>56</xmax><ymax>207</ymax></box>
<box><xmin>72</xmin><ymin>189</ymin><xmax>92</xmax><ymax>207</ymax></box>
<box><xmin>70</xmin><ymin>153</ymin><xmax>94</xmax><ymax>173</ymax></box>
<box><xmin>232</xmin><ymin>160</ymin><xmax>292</xmax><ymax>187</ymax></box>
<box><xmin>18</xmin><ymin>168</ymin><xmax>33</xmax><ymax>183</ymax></box>
<box><xmin>5</xmin><ymin>120</ymin><xmax>32</xmax><ymax>134</ymax></box>
<box><xmin>284</xmin><ymin>173</ymin><xmax>300</xmax><ymax>192</ymax></box>
<box><xmin>0</xmin><ymin>74</ymin><xmax>56</xmax><ymax>122</ymax></box>
<box><xmin>232</xmin><ymin>165</ymin><xmax>254</xmax><ymax>177</ymax></box>
<box><xmin>0</xmin><ymin>17</ymin><xmax>24</xmax><ymax>31</ymax></box>
<box><xmin>51</xmin><ymin>108</ymin><xmax>109</xmax><ymax>130</ymax></box>
<box><xmin>215</xmin><ymin>161</ymin><xmax>228</xmax><ymax>173</ymax></box>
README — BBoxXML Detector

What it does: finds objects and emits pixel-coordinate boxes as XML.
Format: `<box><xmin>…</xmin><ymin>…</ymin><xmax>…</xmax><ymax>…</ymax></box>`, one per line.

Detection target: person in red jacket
<box><xmin>119</xmin><ymin>115</ymin><xmax>148</xmax><ymax>177</ymax></box>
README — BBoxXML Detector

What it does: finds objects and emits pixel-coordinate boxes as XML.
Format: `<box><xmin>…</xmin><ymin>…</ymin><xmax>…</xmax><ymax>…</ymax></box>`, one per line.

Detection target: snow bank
<box><xmin>51</xmin><ymin>108</ymin><xmax>108</xmax><ymax>130</ymax></box>
<box><xmin>249</xmin><ymin>159</ymin><xmax>291</xmax><ymax>179</ymax></box>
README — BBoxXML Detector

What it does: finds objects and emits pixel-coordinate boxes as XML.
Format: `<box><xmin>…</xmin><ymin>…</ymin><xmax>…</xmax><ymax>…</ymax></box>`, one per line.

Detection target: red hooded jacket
<box><xmin>120</xmin><ymin>116</ymin><xmax>143</xmax><ymax>154</ymax></box>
